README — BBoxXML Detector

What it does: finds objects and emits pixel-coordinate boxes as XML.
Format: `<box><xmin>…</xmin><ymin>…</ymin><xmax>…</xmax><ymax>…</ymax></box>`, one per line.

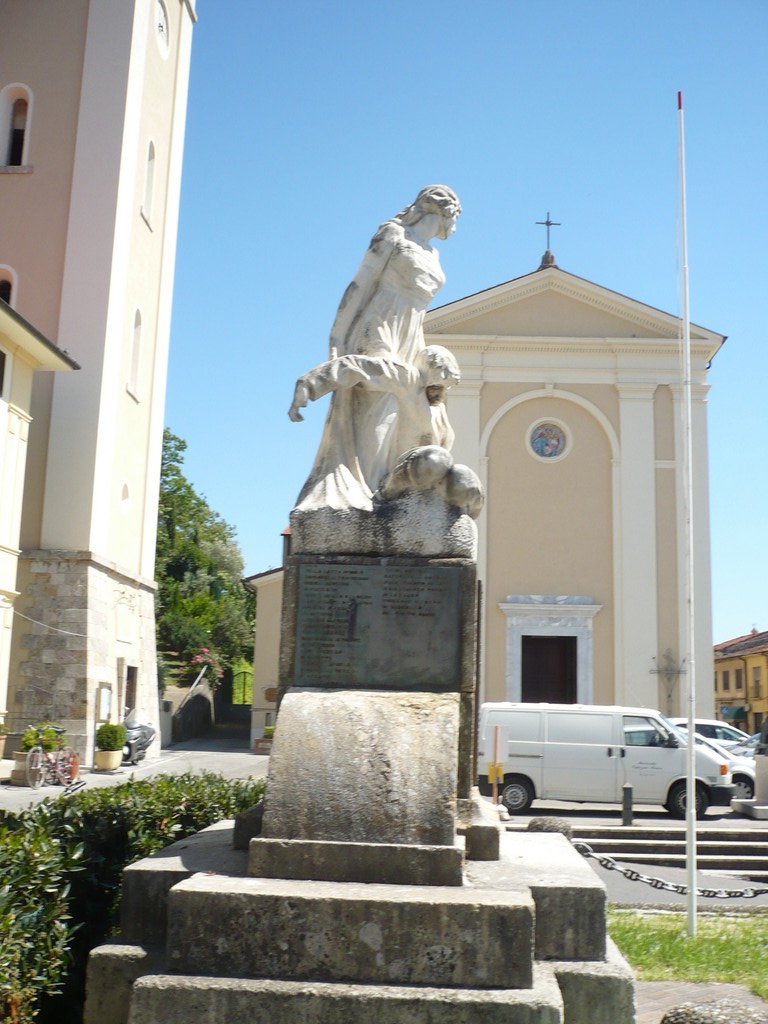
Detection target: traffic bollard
<box><xmin>622</xmin><ymin>783</ymin><xmax>633</xmax><ymax>826</ymax></box>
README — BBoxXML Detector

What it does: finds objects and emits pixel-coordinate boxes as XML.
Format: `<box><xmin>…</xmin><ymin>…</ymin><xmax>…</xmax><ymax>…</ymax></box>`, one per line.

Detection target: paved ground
<box><xmin>2</xmin><ymin>739</ymin><xmax>767</xmax><ymax>1021</ymax></box>
<box><xmin>635</xmin><ymin>982</ymin><xmax>768</xmax><ymax>1023</ymax></box>
<box><xmin>0</xmin><ymin>733</ymin><xmax>269</xmax><ymax>813</ymax></box>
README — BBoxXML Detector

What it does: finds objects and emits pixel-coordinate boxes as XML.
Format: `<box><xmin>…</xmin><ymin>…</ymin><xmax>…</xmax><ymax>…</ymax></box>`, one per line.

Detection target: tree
<box><xmin>155</xmin><ymin>430</ymin><xmax>254</xmax><ymax>682</ymax></box>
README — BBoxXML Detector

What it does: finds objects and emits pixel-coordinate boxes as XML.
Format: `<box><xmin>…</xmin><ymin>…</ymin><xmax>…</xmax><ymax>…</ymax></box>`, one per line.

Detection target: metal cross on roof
<box><xmin>536</xmin><ymin>212</ymin><xmax>561</xmax><ymax>250</ymax></box>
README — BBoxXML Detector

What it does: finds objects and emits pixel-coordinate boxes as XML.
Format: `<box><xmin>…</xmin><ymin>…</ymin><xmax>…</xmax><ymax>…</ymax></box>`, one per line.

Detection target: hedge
<box><xmin>0</xmin><ymin>772</ymin><xmax>265</xmax><ymax>1024</ymax></box>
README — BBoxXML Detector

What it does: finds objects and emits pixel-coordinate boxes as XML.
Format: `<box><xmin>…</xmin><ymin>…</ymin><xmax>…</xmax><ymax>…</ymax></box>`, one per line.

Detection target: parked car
<box><xmin>477</xmin><ymin>703</ymin><xmax>733</xmax><ymax>818</ymax></box>
<box><xmin>672</xmin><ymin>726</ymin><xmax>755</xmax><ymax>800</ymax></box>
<box><xmin>730</xmin><ymin>733</ymin><xmax>761</xmax><ymax>758</ymax></box>
<box><xmin>667</xmin><ymin>717</ymin><xmax>751</xmax><ymax>750</ymax></box>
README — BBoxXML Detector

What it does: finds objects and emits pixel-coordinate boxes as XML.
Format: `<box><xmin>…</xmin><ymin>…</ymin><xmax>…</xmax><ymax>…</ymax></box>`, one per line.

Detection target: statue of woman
<box><xmin>328</xmin><ymin>184</ymin><xmax>461</xmax><ymax>363</ymax></box>
<box><xmin>292</xmin><ymin>186</ymin><xmax>461</xmax><ymax>512</ymax></box>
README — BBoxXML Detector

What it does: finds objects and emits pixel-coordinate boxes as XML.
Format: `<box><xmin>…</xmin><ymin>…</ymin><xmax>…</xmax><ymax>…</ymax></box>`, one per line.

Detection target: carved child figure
<box><xmin>288</xmin><ymin>344</ymin><xmax>460</xmax><ymax>465</ymax></box>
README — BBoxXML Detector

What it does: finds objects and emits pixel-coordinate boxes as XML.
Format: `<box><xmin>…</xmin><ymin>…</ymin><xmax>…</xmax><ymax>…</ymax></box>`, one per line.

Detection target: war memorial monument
<box><xmin>85</xmin><ymin>188</ymin><xmax>636</xmax><ymax>1023</ymax></box>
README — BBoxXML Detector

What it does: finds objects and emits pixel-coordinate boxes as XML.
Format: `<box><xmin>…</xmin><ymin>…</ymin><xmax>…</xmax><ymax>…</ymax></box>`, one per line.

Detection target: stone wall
<box><xmin>7</xmin><ymin>549</ymin><xmax>158</xmax><ymax>760</ymax></box>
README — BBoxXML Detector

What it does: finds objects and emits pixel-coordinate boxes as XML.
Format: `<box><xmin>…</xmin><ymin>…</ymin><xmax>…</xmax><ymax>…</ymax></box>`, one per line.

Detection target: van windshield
<box><xmin>659</xmin><ymin>714</ymin><xmax>688</xmax><ymax>746</ymax></box>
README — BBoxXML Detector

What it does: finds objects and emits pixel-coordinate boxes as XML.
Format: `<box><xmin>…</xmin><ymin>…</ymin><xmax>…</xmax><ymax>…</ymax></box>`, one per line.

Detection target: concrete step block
<box><xmin>551</xmin><ymin>937</ymin><xmax>636</xmax><ymax>1024</ymax></box>
<box><xmin>127</xmin><ymin>965</ymin><xmax>564</xmax><ymax>1024</ymax></box>
<box><xmin>248</xmin><ymin>835</ymin><xmax>465</xmax><ymax>886</ymax></box>
<box><xmin>731</xmin><ymin>798</ymin><xmax>768</xmax><ymax>819</ymax></box>
<box><xmin>465</xmin><ymin>832</ymin><xmax>606</xmax><ymax>961</ymax></box>
<box><xmin>166</xmin><ymin>873</ymin><xmax>535</xmax><ymax>989</ymax></box>
<box><xmin>84</xmin><ymin>941</ymin><xmax>164</xmax><ymax>1024</ymax></box>
<box><xmin>120</xmin><ymin>820</ymin><xmax>246</xmax><ymax>944</ymax></box>
<box><xmin>457</xmin><ymin>789</ymin><xmax>503</xmax><ymax>861</ymax></box>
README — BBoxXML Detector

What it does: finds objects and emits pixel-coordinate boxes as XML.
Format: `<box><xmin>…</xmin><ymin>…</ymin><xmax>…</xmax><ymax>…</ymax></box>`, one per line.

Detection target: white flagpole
<box><xmin>678</xmin><ymin>90</ymin><xmax>697</xmax><ymax>938</ymax></box>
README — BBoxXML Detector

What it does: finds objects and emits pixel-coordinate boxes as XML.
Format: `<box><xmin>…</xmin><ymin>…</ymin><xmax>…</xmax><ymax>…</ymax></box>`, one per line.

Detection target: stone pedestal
<box><xmin>277</xmin><ymin>553</ymin><xmax>478</xmax><ymax>802</ymax></box>
<box><xmin>83</xmin><ymin>503</ymin><xmax>636</xmax><ymax>1022</ymax></box>
<box><xmin>83</xmin><ymin>822</ymin><xmax>636</xmax><ymax>1024</ymax></box>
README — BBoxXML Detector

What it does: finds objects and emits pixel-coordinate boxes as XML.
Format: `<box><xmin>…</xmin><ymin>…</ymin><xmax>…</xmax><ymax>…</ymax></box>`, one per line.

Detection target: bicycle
<box><xmin>25</xmin><ymin>725</ymin><xmax>80</xmax><ymax>790</ymax></box>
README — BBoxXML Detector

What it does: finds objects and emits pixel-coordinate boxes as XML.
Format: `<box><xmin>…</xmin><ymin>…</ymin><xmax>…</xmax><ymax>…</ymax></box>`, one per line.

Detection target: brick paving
<box><xmin>635</xmin><ymin>981</ymin><xmax>768</xmax><ymax>1023</ymax></box>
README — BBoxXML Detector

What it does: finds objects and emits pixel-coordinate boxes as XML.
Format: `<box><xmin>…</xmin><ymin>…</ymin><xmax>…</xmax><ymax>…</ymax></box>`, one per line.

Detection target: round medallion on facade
<box><xmin>528</xmin><ymin>420</ymin><xmax>569</xmax><ymax>461</ymax></box>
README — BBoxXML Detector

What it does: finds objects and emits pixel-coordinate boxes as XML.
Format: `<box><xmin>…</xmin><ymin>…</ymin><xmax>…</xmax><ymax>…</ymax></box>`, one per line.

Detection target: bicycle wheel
<box><xmin>54</xmin><ymin>747</ymin><xmax>78</xmax><ymax>786</ymax></box>
<box><xmin>26</xmin><ymin>745</ymin><xmax>45</xmax><ymax>789</ymax></box>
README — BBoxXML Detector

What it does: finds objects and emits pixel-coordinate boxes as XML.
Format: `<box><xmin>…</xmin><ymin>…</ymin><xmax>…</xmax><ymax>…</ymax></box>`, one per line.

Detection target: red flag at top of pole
<box><xmin>678</xmin><ymin>91</ymin><xmax>683</xmax><ymax>110</ymax></box>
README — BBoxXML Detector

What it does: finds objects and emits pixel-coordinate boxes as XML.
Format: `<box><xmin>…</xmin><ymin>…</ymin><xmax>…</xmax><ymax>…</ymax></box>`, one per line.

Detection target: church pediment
<box><xmin>426</xmin><ymin>266</ymin><xmax>723</xmax><ymax>353</ymax></box>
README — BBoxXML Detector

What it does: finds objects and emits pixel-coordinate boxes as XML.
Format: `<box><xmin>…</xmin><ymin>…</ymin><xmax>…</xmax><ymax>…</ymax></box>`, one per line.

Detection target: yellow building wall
<box><xmin>250</xmin><ymin>573</ymin><xmax>282</xmax><ymax>742</ymax></box>
<box><xmin>715</xmin><ymin>652</ymin><xmax>768</xmax><ymax>735</ymax></box>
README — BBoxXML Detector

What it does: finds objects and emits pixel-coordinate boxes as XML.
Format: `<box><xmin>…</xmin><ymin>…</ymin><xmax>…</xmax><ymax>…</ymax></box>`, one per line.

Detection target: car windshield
<box><xmin>730</xmin><ymin>733</ymin><xmax>759</xmax><ymax>756</ymax></box>
<box><xmin>673</xmin><ymin>725</ymin><xmax>752</xmax><ymax>767</ymax></box>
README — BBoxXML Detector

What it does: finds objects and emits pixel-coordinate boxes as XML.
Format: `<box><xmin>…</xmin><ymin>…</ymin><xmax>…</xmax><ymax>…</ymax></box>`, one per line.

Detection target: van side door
<box><xmin>542</xmin><ymin>711</ymin><xmax>620</xmax><ymax>802</ymax></box>
<box><xmin>621</xmin><ymin>714</ymin><xmax>681</xmax><ymax>803</ymax></box>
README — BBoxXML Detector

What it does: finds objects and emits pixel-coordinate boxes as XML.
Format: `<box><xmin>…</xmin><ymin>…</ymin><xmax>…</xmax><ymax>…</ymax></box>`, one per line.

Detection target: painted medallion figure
<box><xmin>289</xmin><ymin>185</ymin><xmax>483</xmax><ymax>521</ymax></box>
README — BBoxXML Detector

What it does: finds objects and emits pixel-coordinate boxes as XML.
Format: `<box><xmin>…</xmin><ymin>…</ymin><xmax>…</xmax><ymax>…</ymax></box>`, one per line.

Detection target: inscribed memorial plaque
<box><xmin>295</xmin><ymin>563</ymin><xmax>462</xmax><ymax>691</ymax></box>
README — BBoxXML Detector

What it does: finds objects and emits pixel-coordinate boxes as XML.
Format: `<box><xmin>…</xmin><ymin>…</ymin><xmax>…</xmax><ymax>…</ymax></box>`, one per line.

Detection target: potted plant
<box><xmin>0</xmin><ymin>719</ymin><xmax>6</xmax><ymax>760</ymax></box>
<box><xmin>94</xmin><ymin>722</ymin><xmax>127</xmax><ymax>772</ymax></box>
<box><xmin>9</xmin><ymin>721</ymin><xmax>63</xmax><ymax>786</ymax></box>
<box><xmin>21</xmin><ymin>721</ymin><xmax>60</xmax><ymax>752</ymax></box>
<box><xmin>253</xmin><ymin>724</ymin><xmax>274</xmax><ymax>755</ymax></box>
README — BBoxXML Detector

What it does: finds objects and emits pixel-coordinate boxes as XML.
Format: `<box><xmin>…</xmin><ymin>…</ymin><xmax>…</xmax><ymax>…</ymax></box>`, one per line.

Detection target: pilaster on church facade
<box><xmin>614</xmin><ymin>382</ymin><xmax>659</xmax><ymax>708</ymax></box>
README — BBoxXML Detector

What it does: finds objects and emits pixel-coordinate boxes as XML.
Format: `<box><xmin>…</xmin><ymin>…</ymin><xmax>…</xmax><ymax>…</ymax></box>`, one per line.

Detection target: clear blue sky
<box><xmin>166</xmin><ymin>1</ymin><xmax>767</xmax><ymax>646</ymax></box>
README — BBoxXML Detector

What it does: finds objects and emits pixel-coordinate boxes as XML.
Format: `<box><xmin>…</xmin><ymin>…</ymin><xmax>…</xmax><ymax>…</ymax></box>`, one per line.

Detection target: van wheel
<box><xmin>732</xmin><ymin>774</ymin><xmax>754</xmax><ymax>800</ymax></box>
<box><xmin>500</xmin><ymin>776</ymin><xmax>534</xmax><ymax>814</ymax></box>
<box><xmin>666</xmin><ymin>781</ymin><xmax>709</xmax><ymax>819</ymax></box>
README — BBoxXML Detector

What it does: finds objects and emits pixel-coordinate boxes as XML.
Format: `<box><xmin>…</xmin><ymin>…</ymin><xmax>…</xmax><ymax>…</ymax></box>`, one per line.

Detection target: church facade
<box><xmin>428</xmin><ymin>257</ymin><xmax>723</xmax><ymax>715</ymax></box>
<box><xmin>0</xmin><ymin>0</ymin><xmax>196</xmax><ymax>757</ymax></box>
<box><xmin>248</xmin><ymin>254</ymin><xmax>724</xmax><ymax>738</ymax></box>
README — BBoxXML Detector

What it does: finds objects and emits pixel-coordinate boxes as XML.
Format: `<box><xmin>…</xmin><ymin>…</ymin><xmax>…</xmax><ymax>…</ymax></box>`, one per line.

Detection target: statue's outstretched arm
<box><xmin>288</xmin><ymin>356</ymin><xmax>373</xmax><ymax>422</ymax></box>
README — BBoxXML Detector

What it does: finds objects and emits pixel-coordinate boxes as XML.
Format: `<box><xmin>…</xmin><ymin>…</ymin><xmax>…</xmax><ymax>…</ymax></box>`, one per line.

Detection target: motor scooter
<box><xmin>122</xmin><ymin>708</ymin><xmax>156</xmax><ymax>765</ymax></box>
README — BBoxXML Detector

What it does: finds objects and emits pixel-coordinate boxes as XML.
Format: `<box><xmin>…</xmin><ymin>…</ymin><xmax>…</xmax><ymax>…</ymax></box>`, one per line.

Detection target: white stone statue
<box><xmin>290</xmin><ymin>187</ymin><xmax>469</xmax><ymax>508</ymax></box>
<box><xmin>288</xmin><ymin>343</ymin><xmax>459</xmax><ymax>455</ymax></box>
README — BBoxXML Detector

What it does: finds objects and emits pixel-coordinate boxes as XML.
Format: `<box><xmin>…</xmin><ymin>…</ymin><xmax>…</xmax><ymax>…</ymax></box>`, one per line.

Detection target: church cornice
<box><xmin>425</xmin><ymin>333</ymin><xmax>717</xmax><ymax>362</ymax></box>
<box><xmin>426</xmin><ymin>267</ymin><xmax>724</xmax><ymax>355</ymax></box>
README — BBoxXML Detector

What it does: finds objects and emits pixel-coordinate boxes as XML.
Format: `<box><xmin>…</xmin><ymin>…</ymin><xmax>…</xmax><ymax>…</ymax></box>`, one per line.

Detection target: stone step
<box><xmin>585</xmin><ymin>850</ymin><xmax>768</xmax><ymax>877</ymax></box>
<box><xmin>86</xmin><ymin>828</ymin><xmax>634</xmax><ymax>1024</ymax></box>
<box><xmin>88</xmin><ymin>936</ymin><xmax>636</xmax><ymax>1024</ymax></box>
<box><xmin>165</xmin><ymin>873</ymin><xmax>536</xmax><ymax>990</ymax></box>
<box><xmin>507</xmin><ymin>824</ymin><xmax>768</xmax><ymax>845</ymax></box>
<box><xmin>466</xmin><ymin>832</ymin><xmax>607</xmax><ymax>962</ymax></box>
<box><xmin>577</xmin><ymin>828</ymin><xmax>767</xmax><ymax>843</ymax></box>
<box><xmin>126</xmin><ymin>966</ymin><xmax>566</xmax><ymax>1024</ymax></box>
<box><xmin>505</xmin><ymin>823</ymin><xmax>768</xmax><ymax>879</ymax></box>
<box><xmin>573</xmin><ymin>837</ymin><xmax>768</xmax><ymax>858</ymax></box>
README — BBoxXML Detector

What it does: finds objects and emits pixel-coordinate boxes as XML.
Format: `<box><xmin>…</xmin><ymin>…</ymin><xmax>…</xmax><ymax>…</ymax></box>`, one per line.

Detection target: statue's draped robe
<box><xmin>295</xmin><ymin>223</ymin><xmax>446</xmax><ymax>512</ymax></box>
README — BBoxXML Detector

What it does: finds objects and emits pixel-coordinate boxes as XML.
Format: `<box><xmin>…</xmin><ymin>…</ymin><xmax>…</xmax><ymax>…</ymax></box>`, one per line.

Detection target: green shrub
<box><xmin>0</xmin><ymin>817</ymin><xmax>83</xmax><ymax>1023</ymax></box>
<box><xmin>94</xmin><ymin>723</ymin><xmax>126</xmax><ymax>751</ymax></box>
<box><xmin>0</xmin><ymin>772</ymin><xmax>265</xmax><ymax>1024</ymax></box>
<box><xmin>20</xmin><ymin>723</ymin><xmax>63</xmax><ymax>753</ymax></box>
<box><xmin>263</xmin><ymin>725</ymin><xmax>275</xmax><ymax>739</ymax></box>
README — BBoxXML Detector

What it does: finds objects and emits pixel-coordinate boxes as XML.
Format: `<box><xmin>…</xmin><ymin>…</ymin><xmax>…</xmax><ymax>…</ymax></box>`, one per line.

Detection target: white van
<box><xmin>477</xmin><ymin>703</ymin><xmax>734</xmax><ymax>818</ymax></box>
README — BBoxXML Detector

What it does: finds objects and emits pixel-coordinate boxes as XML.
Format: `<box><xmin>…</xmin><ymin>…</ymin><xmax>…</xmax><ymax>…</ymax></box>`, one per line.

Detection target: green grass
<box><xmin>608</xmin><ymin>908</ymin><xmax>768</xmax><ymax>1000</ymax></box>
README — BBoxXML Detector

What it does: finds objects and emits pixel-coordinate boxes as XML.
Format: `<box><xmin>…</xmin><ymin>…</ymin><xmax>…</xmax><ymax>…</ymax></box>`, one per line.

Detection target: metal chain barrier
<box><xmin>573</xmin><ymin>840</ymin><xmax>768</xmax><ymax>900</ymax></box>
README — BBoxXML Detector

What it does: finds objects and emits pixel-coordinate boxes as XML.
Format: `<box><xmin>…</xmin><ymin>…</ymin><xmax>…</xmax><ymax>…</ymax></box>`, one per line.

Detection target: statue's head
<box><xmin>396</xmin><ymin>185</ymin><xmax>462</xmax><ymax>237</ymax></box>
<box><xmin>417</xmin><ymin>345</ymin><xmax>461</xmax><ymax>388</ymax></box>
